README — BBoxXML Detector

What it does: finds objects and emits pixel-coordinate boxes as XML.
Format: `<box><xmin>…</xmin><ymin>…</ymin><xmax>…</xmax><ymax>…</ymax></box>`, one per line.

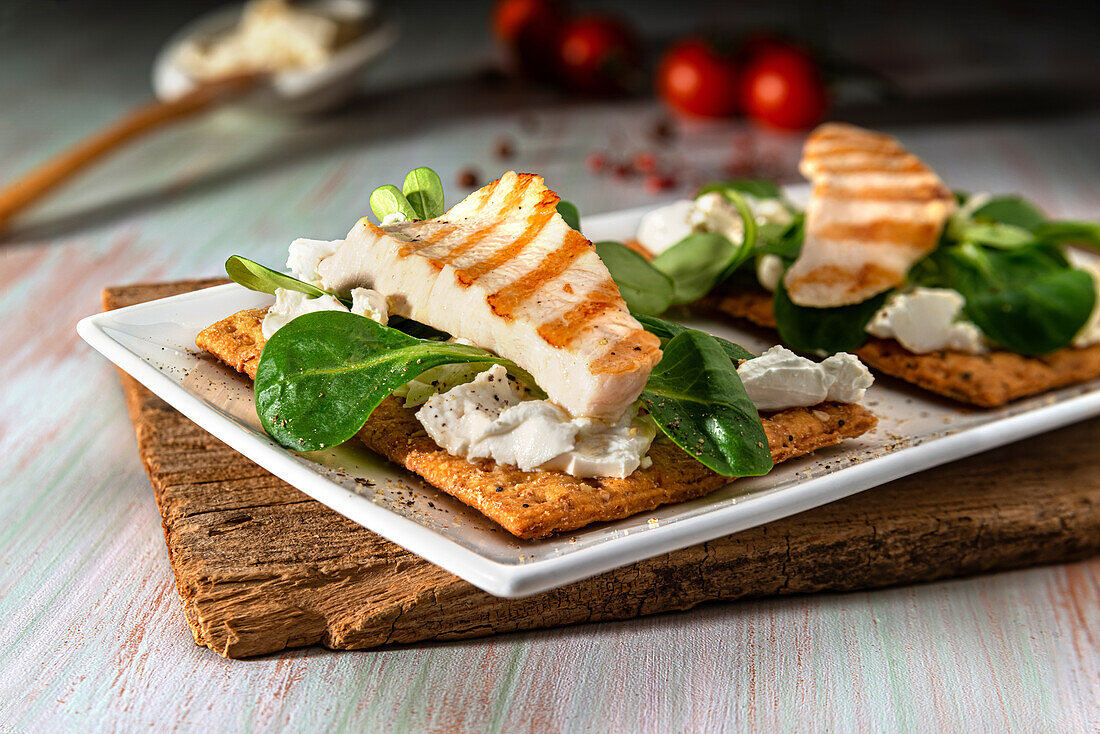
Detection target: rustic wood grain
<box><xmin>105</xmin><ymin>279</ymin><xmax>1100</xmax><ymax>659</ymax></box>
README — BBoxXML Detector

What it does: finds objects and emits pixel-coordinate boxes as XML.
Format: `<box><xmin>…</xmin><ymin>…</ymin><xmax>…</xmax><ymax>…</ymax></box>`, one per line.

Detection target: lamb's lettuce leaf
<box><xmin>639</xmin><ymin>330</ymin><xmax>772</xmax><ymax>477</ymax></box>
<box><xmin>594</xmin><ymin>241</ymin><xmax>674</xmax><ymax>315</ymax></box>
<box><xmin>774</xmin><ymin>283</ymin><xmax>888</xmax><ymax>355</ymax></box>
<box><xmin>402</xmin><ymin>167</ymin><xmax>446</xmax><ymax>220</ymax></box>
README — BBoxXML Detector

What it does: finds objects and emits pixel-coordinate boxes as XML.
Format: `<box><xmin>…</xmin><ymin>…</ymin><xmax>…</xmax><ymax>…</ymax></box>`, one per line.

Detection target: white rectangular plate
<box><xmin>78</xmin><ymin>204</ymin><xmax>1100</xmax><ymax>598</ymax></box>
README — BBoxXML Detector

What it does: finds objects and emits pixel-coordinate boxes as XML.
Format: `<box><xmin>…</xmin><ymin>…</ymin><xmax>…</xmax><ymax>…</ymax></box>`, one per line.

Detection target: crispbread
<box><xmin>196</xmin><ymin>309</ymin><xmax>876</xmax><ymax>538</ymax></box>
<box><xmin>704</xmin><ymin>287</ymin><xmax>1100</xmax><ymax>407</ymax></box>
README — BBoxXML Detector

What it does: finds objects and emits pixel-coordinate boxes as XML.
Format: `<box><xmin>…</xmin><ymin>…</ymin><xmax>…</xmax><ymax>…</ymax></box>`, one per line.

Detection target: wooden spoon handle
<box><xmin>0</xmin><ymin>73</ymin><xmax>261</xmax><ymax>232</ymax></box>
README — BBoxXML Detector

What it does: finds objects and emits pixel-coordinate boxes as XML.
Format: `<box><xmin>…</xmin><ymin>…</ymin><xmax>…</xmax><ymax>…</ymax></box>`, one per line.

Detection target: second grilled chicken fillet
<box><xmin>317</xmin><ymin>171</ymin><xmax>662</xmax><ymax>419</ymax></box>
<box><xmin>783</xmin><ymin>123</ymin><xmax>956</xmax><ymax>308</ymax></box>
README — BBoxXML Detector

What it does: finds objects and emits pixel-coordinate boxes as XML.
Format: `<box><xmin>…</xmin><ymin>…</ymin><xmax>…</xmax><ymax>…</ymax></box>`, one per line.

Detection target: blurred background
<box><xmin>0</xmin><ymin>0</ymin><xmax>1097</xmax><ymax>257</ymax></box>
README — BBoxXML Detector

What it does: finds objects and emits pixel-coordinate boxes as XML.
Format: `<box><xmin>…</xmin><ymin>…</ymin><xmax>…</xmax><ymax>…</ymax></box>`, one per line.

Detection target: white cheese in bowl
<box><xmin>177</xmin><ymin>0</ymin><xmax>342</xmax><ymax>80</ymax></box>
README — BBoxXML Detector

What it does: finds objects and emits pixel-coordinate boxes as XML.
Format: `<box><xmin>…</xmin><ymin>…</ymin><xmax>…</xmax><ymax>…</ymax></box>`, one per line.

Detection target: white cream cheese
<box><xmin>635</xmin><ymin>193</ymin><xmax>793</xmax><ymax>256</ymax></box>
<box><xmin>636</xmin><ymin>200</ymin><xmax>695</xmax><ymax>256</ymax></box>
<box><xmin>261</xmin><ymin>286</ymin><xmax>388</xmax><ymax>338</ymax></box>
<box><xmin>414</xmin><ymin>365</ymin><xmax>655</xmax><ymax>478</ymax></box>
<box><xmin>755</xmin><ymin>254</ymin><xmax>784</xmax><ymax>292</ymax></box>
<box><xmin>349</xmin><ymin>287</ymin><xmax>388</xmax><ymax>323</ymax></box>
<box><xmin>287</xmin><ymin>238</ymin><xmax>341</xmax><ymax>286</ymax></box>
<box><xmin>691</xmin><ymin>192</ymin><xmax>747</xmax><ymax>243</ymax></box>
<box><xmin>737</xmin><ymin>346</ymin><xmax>873</xmax><ymax>411</ymax></box>
<box><xmin>261</xmin><ymin>289</ymin><xmax>347</xmax><ymax>339</ymax></box>
<box><xmin>381</xmin><ymin>211</ymin><xmax>409</xmax><ymax>226</ymax></box>
<box><xmin>1068</xmin><ymin>250</ymin><xmax>1100</xmax><ymax>348</ymax></box>
<box><xmin>866</xmin><ymin>287</ymin><xmax>988</xmax><ymax>354</ymax></box>
<box><xmin>177</xmin><ymin>0</ymin><xmax>340</xmax><ymax>80</ymax></box>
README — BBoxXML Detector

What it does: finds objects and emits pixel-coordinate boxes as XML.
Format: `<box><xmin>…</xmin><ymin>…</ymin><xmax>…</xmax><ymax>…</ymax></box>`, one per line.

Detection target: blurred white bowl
<box><xmin>152</xmin><ymin>0</ymin><xmax>397</xmax><ymax>115</ymax></box>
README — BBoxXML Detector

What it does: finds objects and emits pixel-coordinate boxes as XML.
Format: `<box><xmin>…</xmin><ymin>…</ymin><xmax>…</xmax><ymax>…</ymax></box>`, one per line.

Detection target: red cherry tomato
<box><xmin>556</xmin><ymin>15</ymin><xmax>640</xmax><ymax>95</ymax></box>
<box><xmin>656</xmin><ymin>38</ymin><xmax>740</xmax><ymax>118</ymax></box>
<box><xmin>740</xmin><ymin>45</ymin><xmax>827</xmax><ymax>130</ymax></box>
<box><xmin>493</xmin><ymin>0</ymin><xmax>567</xmax><ymax>82</ymax></box>
<box><xmin>492</xmin><ymin>0</ymin><xmax>563</xmax><ymax>44</ymax></box>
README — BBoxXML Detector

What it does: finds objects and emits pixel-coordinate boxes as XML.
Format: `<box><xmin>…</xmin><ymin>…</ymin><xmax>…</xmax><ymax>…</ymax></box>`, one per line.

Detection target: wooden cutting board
<box><xmin>105</xmin><ymin>280</ymin><xmax>1100</xmax><ymax>659</ymax></box>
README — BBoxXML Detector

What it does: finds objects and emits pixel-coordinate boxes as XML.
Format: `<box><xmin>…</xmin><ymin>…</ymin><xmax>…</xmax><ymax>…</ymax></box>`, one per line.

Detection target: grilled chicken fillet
<box><xmin>317</xmin><ymin>171</ymin><xmax>662</xmax><ymax>419</ymax></box>
<box><xmin>783</xmin><ymin>123</ymin><xmax>956</xmax><ymax>308</ymax></box>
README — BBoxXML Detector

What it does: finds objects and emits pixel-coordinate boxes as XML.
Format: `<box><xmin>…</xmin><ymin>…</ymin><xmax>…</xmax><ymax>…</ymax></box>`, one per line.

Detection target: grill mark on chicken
<box><xmin>455</xmin><ymin>187</ymin><xmax>559</xmax><ymax>286</ymax></box>
<box><xmin>807</xmin><ymin>156</ymin><xmax>928</xmax><ymax>174</ymax></box>
<box><xmin>536</xmin><ymin>280</ymin><xmax>623</xmax><ymax>348</ymax></box>
<box><xmin>427</xmin><ymin>174</ymin><xmax>537</xmax><ymax>270</ymax></box>
<box><xmin>784</xmin><ymin>262</ymin><xmax>899</xmax><ymax>297</ymax></box>
<box><xmin>813</xmin><ymin>182</ymin><xmax>952</xmax><ymax>202</ymax></box>
<box><xmin>815</xmin><ymin>219</ymin><xmax>940</xmax><ymax>244</ymax></box>
<box><xmin>397</xmin><ymin>179</ymin><xmax>501</xmax><ymax>257</ymax></box>
<box><xmin>589</xmin><ymin>330</ymin><xmax>663</xmax><ymax>375</ymax></box>
<box><xmin>486</xmin><ymin>228</ymin><xmax>592</xmax><ymax>318</ymax></box>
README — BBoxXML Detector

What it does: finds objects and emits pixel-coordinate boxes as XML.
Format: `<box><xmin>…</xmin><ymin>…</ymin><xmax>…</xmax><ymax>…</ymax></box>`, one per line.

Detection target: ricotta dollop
<box><xmin>865</xmin><ymin>287</ymin><xmax>988</xmax><ymax>354</ymax></box>
<box><xmin>261</xmin><ymin>286</ymin><xmax>388</xmax><ymax>338</ymax></box>
<box><xmin>287</xmin><ymin>238</ymin><xmax>341</xmax><ymax>286</ymax></box>
<box><xmin>755</xmin><ymin>254</ymin><xmax>785</xmax><ymax>292</ymax></box>
<box><xmin>414</xmin><ymin>365</ymin><xmax>656</xmax><ymax>478</ymax></box>
<box><xmin>736</xmin><ymin>346</ymin><xmax>874</xmax><ymax>411</ymax></box>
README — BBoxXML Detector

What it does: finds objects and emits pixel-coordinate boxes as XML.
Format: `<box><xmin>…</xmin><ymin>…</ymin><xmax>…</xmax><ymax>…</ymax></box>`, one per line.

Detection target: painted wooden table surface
<box><xmin>2</xmin><ymin>6</ymin><xmax>1100</xmax><ymax>732</ymax></box>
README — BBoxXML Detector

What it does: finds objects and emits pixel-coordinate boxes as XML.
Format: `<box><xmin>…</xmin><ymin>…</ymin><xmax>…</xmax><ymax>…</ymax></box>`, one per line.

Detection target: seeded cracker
<box><xmin>704</xmin><ymin>288</ymin><xmax>1100</xmax><ymax>408</ymax></box>
<box><xmin>197</xmin><ymin>309</ymin><xmax>876</xmax><ymax>539</ymax></box>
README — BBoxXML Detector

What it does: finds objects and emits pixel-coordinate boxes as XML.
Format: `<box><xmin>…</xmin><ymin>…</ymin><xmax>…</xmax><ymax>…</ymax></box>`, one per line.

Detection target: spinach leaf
<box><xmin>402</xmin><ymin>167</ymin><xmax>445</xmax><ymax>220</ymax></box>
<box><xmin>697</xmin><ymin>179</ymin><xmax>784</xmax><ymax>201</ymax></box>
<box><xmin>255</xmin><ymin>311</ymin><xmax>525</xmax><ymax>451</ymax></box>
<box><xmin>756</xmin><ymin>213</ymin><xmax>804</xmax><ymax>261</ymax></box>
<box><xmin>971</xmin><ymin>196</ymin><xmax>1046</xmax><ymax>231</ymax></box>
<box><xmin>594</xmin><ymin>241</ymin><xmax>674</xmax><ymax>315</ymax></box>
<box><xmin>370</xmin><ymin>185</ymin><xmax>418</xmax><ymax>223</ymax></box>
<box><xmin>640</xmin><ymin>330</ymin><xmax>773</xmax><ymax>477</ymax></box>
<box><xmin>939</xmin><ymin>243</ymin><xmax>1094</xmax><ymax>354</ymax></box>
<box><xmin>634</xmin><ymin>313</ymin><xmax>755</xmax><ymax>361</ymax></box>
<box><xmin>557</xmin><ymin>201</ymin><xmax>581</xmax><ymax>231</ymax></box>
<box><xmin>773</xmin><ymin>282</ymin><xmax>888</xmax><ymax>354</ymax></box>
<box><xmin>1035</xmin><ymin>220</ymin><xmax>1100</xmax><ymax>250</ymax></box>
<box><xmin>226</xmin><ymin>255</ymin><xmax>339</xmax><ymax>302</ymax></box>
<box><xmin>648</xmin><ymin>188</ymin><xmax>758</xmax><ymax>304</ymax></box>
<box><xmin>653</xmin><ymin>232</ymin><xmax>740</xmax><ymax>305</ymax></box>
<box><xmin>948</xmin><ymin>220</ymin><xmax>1036</xmax><ymax>249</ymax></box>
